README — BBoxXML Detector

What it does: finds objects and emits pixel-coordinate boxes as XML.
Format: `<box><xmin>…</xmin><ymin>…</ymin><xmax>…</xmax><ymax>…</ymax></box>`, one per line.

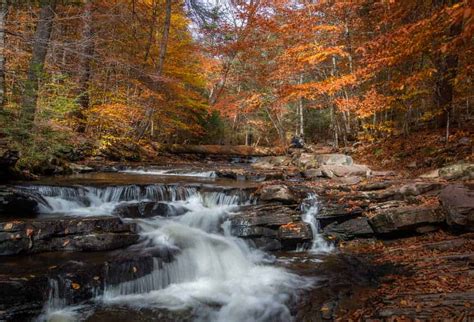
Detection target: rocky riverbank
<box><xmin>0</xmin><ymin>148</ymin><xmax>472</xmax><ymax>321</ymax></box>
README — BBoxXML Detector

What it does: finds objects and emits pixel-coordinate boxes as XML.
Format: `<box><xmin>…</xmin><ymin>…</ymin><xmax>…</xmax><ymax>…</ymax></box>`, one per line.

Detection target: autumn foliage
<box><xmin>0</xmin><ymin>0</ymin><xmax>472</xmax><ymax>163</ymax></box>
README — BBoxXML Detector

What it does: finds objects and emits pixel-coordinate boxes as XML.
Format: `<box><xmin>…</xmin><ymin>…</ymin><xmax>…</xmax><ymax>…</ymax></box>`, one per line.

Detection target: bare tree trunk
<box><xmin>137</xmin><ymin>0</ymin><xmax>172</xmax><ymax>139</ymax></box>
<box><xmin>298</xmin><ymin>74</ymin><xmax>304</xmax><ymax>137</ymax></box>
<box><xmin>76</xmin><ymin>0</ymin><xmax>94</xmax><ymax>133</ymax></box>
<box><xmin>20</xmin><ymin>0</ymin><xmax>56</xmax><ymax>128</ymax></box>
<box><xmin>0</xmin><ymin>0</ymin><xmax>7</xmax><ymax>110</ymax></box>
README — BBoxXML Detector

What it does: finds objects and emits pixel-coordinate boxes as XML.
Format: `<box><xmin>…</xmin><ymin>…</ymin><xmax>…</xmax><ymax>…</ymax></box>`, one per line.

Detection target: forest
<box><xmin>0</xmin><ymin>1</ymin><xmax>472</xmax><ymax>322</ymax></box>
<box><xmin>0</xmin><ymin>0</ymin><xmax>471</xmax><ymax>171</ymax></box>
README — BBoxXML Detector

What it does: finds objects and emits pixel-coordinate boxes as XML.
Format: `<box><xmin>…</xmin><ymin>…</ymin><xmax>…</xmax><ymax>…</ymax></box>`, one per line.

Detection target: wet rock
<box><xmin>369</xmin><ymin>205</ymin><xmax>445</xmax><ymax>235</ymax></box>
<box><xmin>323</xmin><ymin>217</ymin><xmax>374</xmax><ymax>240</ymax></box>
<box><xmin>315</xmin><ymin>154</ymin><xmax>353</xmax><ymax>166</ymax></box>
<box><xmin>258</xmin><ymin>184</ymin><xmax>299</xmax><ymax>204</ymax></box>
<box><xmin>439</xmin><ymin>184</ymin><xmax>474</xmax><ymax>231</ymax></box>
<box><xmin>248</xmin><ymin>237</ymin><xmax>282</xmax><ymax>251</ymax></box>
<box><xmin>230</xmin><ymin>204</ymin><xmax>297</xmax><ymax>230</ymax></box>
<box><xmin>0</xmin><ymin>186</ymin><xmax>43</xmax><ymax>216</ymax></box>
<box><xmin>278</xmin><ymin>222</ymin><xmax>312</xmax><ymax>249</ymax></box>
<box><xmin>0</xmin><ymin>249</ymin><xmax>175</xmax><ymax>320</ymax></box>
<box><xmin>0</xmin><ymin>217</ymin><xmax>139</xmax><ymax>255</ymax></box>
<box><xmin>113</xmin><ymin>201</ymin><xmax>186</xmax><ymax>218</ymax></box>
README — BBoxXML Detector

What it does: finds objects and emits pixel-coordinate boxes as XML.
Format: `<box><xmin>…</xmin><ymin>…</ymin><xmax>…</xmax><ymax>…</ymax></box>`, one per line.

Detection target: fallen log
<box><xmin>161</xmin><ymin>144</ymin><xmax>286</xmax><ymax>157</ymax></box>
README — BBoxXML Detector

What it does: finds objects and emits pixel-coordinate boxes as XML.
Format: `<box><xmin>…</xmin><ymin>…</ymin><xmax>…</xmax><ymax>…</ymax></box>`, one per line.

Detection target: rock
<box><xmin>315</xmin><ymin>154</ymin><xmax>353</xmax><ymax>166</ymax></box>
<box><xmin>303</xmin><ymin>168</ymin><xmax>323</xmax><ymax>179</ymax></box>
<box><xmin>0</xmin><ymin>248</ymin><xmax>176</xmax><ymax>320</ymax></box>
<box><xmin>438</xmin><ymin>162</ymin><xmax>474</xmax><ymax>180</ymax></box>
<box><xmin>69</xmin><ymin>163</ymin><xmax>94</xmax><ymax>173</ymax></box>
<box><xmin>372</xmin><ymin>170</ymin><xmax>396</xmax><ymax>177</ymax></box>
<box><xmin>323</xmin><ymin>217</ymin><xmax>374</xmax><ymax>240</ymax></box>
<box><xmin>297</xmin><ymin>153</ymin><xmax>319</xmax><ymax>170</ymax></box>
<box><xmin>0</xmin><ymin>150</ymin><xmax>20</xmax><ymax>180</ymax></box>
<box><xmin>369</xmin><ymin>205</ymin><xmax>445</xmax><ymax>235</ymax></box>
<box><xmin>231</xmin><ymin>204</ymin><xmax>297</xmax><ymax>229</ymax></box>
<box><xmin>0</xmin><ymin>217</ymin><xmax>139</xmax><ymax>255</ymax></box>
<box><xmin>398</xmin><ymin>182</ymin><xmax>442</xmax><ymax>197</ymax></box>
<box><xmin>113</xmin><ymin>201</ymin><xmax>186</xmax><ymax>218</ymax></box>
<box><xmin>248</xmin><ymin>237</ymin><xmax>282</xmax><ymax>251</ymax></box>
<box><xmin>334</xmin><ymin>176</ymin><xmax>362</xmax><ymax>186</ymax></box>
<box><xmin>278</xmin><ymin>222</ymin><xmax>312</xmax><ymax>249</ymax></box>
<box><xmin>439</xmin><ymin>184</ymin><xmax>474</xmax><ymax>231</ymax></box>
<box><xmin>320</xmin><ymin>164</ymin><xmax>371</xmax><ymax>178</ymax></box>
<box><xmin>419</xmin><ymin>169</ymin><xmax>440</xmax><ymax>179</ymax></box>
<box><xmin>258</xmin><ymin>184</ymin><xmax>299</xmax><ymax>204</ymax></box>
<box><xmin>359</xmin><ymin>181</ymin><xmax>393</xmax><ymax>191</ymax></box>
<box><xmin>0</xmin><ymin>186</ymin><xmax>43</xmax><ymax>216</ymax></box>
<box><xmin>407</xmin><ymin>161</ymin><xmax>418</xmax><ymax>169</ymax></box>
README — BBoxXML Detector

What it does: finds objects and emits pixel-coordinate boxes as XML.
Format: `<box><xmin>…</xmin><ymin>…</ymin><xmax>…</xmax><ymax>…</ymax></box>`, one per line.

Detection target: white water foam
<box><xmin>101</xmin><ymin>191</ymin><xmax>310</xmax><ymax>322</ymax></box>
<box><xmin>300</xmin><ymin>194</ymin><xmax>334</xmax><ymax>254</ymax></box>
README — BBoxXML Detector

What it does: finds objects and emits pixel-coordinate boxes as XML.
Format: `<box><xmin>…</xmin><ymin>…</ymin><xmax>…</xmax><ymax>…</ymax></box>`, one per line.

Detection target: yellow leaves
<box><xmin>3</xmin><ymin>223</ymin><xmax>13</xmax><ymax>230</ymax></box>
<box><xmin>71</xmin><ymin>283</ymin><xmax>81</xmax><ymax>290</ymax></box>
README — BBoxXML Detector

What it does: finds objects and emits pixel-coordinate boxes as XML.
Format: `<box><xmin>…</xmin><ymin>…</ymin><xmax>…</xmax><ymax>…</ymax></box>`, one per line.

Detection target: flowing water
<box><xmin>7</xmin><ymin>169</ymin><xmax>332</xmax><ymax>321</ymax></box>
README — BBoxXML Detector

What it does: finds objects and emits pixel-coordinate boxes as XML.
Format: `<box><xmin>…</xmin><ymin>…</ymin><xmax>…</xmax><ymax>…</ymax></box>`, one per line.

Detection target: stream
<box><xmin>1</xmin><ymin>167</ymin><xmax>335</xmax><ymax>322</ymax></box>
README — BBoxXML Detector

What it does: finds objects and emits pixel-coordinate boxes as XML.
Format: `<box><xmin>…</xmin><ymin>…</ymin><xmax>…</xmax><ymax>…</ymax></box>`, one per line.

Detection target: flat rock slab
<box><xmin>0</xmin><ymin>217</ymin><xmax>139</xmax><ymax>255</ymax></box>
<box><xmin>323</xmin><ymin>217</ymin><xmax>374</xmax><ymax>240</ymax></box>
<box><xmin>369</xmin><ymin>206</ymin><xmax>445</xmax><ymax>234</ymax></box>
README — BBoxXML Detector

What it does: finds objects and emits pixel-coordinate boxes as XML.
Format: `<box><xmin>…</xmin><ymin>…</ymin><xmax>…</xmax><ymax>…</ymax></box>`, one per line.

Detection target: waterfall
<box><xmin>100</xmin><ymin>189</ymin><xmax>309</xmax><ymax>322</ymax></box>
<box><xmin>300</xmin><ymin>194</ymin><xmax>334</xmax><ymax>253</ymax></box>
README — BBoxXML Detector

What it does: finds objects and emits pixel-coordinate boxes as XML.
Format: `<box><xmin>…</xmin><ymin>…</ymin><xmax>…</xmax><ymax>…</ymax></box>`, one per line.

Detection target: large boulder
<box><xmin>369</xmin><ymin>205</ymin><xmax>445</xmax><ymax>235</ymax></box>
<box><xmin>0</xmin><ymin>217</ymin><xmax>139</xmax><ymax>255</ymax></box>
<box><xmin>323</xmin><ymin>217</ymin><xmax>374</xmax><ymax>240</ymax></box>
<box><xmin>258</xmin><ymin>184</ymin><xmax>299</xmax><ymax>204</ymax></box>
<box><xmin>315</xmin><ymin>154</ymin><xmax>353</xmax><ymax>166</ymax></box>
<box><xmin>439</xmin><ymin>184</ymin><xmax>474</xmax><ymax>231</ymax></box>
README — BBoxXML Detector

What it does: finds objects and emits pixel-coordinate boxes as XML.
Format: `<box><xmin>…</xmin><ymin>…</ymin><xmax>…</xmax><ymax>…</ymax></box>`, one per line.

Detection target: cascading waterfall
<box><xmin>300</xmin><ymin>194</ymin><xmax>334</xmax><ymax>253</ymax></box>
<box><xmin>102</xmin><ymin>195</ymin><xmax>309</xmax><ymax>322</ymax></box>
<box><xmin>29</xmin><ymin>182</ymin><xmax>313</xmax><ymax>321</ymax></box>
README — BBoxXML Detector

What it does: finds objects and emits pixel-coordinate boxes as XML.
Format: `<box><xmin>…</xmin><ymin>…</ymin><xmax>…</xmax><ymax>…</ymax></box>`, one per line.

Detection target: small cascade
<box><xmin>19</xmin><ymin>184</ymin><xmax>253</xmax><ymax>218</ymax></box>
<box><xmin>300</xmin><ymin>194</ymin><xmax>334</xmax><ymax>253</ymax></box>
<box><xmin>37</xmin><ymin>279</ymin><xmax>80</xmax><ymax>322</ymax></box>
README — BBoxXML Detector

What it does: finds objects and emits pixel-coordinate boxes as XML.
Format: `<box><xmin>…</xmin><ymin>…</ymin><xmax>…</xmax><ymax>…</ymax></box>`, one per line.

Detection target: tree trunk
<box><xmin>137</xmin><ymin>0</ymin><xmax>172</xmax><ymax>139</ymax></box>
<box><xmin>76</xmin><ymin>0</ymin><xmax>94</xmax><ymax>133</ymax></box>
<box><xmin>20</xmin><ymin>0</ymin><xmax>56</xmax><ymax>128</ymax></box>
<box><xmin>0</xmin><ymin>0</ymin><xmax>7</xmax><ymax>110</ymax></box>
<box><xmin>435</xmin><ymin>0</ymin><xmax>462</xmax><ymax>138</ymax></box>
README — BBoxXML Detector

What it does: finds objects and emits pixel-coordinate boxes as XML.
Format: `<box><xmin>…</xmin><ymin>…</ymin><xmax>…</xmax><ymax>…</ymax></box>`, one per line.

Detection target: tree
<box><xmin>20</xmin><ymin>0</ymin><xmax>56</xmax><ymax>129</ymax></box>
<box><xmin>0</xmin><ymin>0</ymin><xmax>8</xmax><ymax>110</ymax></box>
<box><xmin>76</xmin><ymin>0</ymin><xmax>94</xmax><ymax>133</ymax></box>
